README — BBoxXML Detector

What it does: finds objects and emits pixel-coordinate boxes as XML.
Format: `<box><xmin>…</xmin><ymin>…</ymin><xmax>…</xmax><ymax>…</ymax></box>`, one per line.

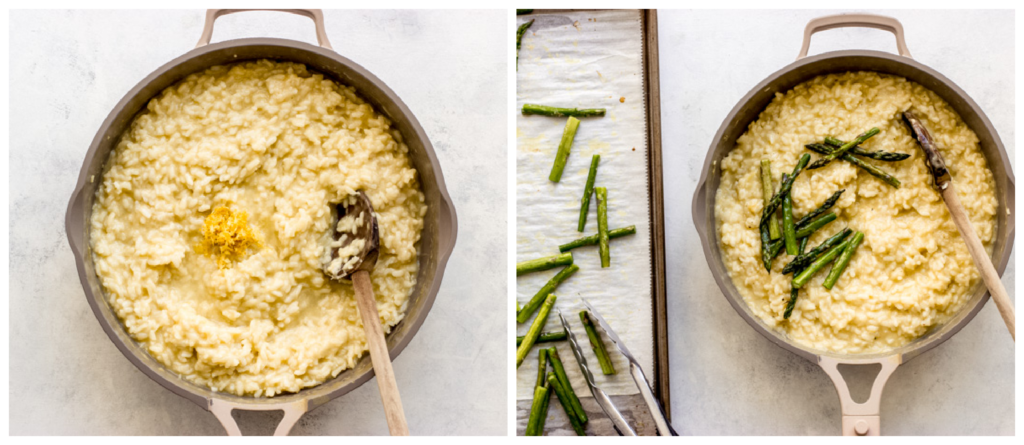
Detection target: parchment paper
<box><xmin>516</xmin><ymin>9</ymin><xmax>652</xmax><ymax>400</ymax></box>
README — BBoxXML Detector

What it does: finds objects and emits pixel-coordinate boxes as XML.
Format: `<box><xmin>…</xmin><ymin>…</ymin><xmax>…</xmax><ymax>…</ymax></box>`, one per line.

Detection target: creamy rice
<box><xmin>714</xmin><ymin>71</ymin><xmax>997</xmax><ymax>354</ymax></box>
<box><xmin>90</xmin><ymin>60</ymin><xmax>426</xmax><ymax>396</ymax></box>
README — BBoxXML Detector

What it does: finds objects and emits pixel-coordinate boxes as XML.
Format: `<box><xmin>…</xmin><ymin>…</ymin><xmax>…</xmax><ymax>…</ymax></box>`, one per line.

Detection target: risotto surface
<box><xmin>714</xmin><ymin>71</ymin><xmax>997</xmax><ymax>354</ymax></box>
<box><xmin>90</xmin><ymin>60</ymin><xmax>426</xmax><ymax>396</ymax></box>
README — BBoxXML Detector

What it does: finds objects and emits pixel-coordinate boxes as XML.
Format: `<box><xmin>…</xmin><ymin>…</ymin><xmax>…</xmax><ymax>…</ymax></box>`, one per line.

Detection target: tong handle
<box><xmin>630</xmin><ymin>362</ymin><xmax>677</xmax><ymax>436</ymax></box>
<box><xmin>592</xmin><ymin>386</ymin><xmax>636</xmax><ymax>436</ymax></box>
<box><xmin>559</xmin><ymin>311</ymin><xmax>636</xmax><ymax>436</ymax></box>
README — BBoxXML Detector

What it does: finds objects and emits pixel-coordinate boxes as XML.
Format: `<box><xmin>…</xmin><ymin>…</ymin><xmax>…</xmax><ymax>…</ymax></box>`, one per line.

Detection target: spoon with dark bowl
<box><xmin>322</xmin><ymin>191</ymin><xmax>409</xmax><ymax>435</ymax></box>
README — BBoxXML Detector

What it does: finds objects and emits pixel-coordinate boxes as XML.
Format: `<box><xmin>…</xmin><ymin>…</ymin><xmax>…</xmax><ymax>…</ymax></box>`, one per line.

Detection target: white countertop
<box><xmin>660</xmin><ymin>9</ymin><xmax>1014</xmax><ymax>435</ymax></box>
<box><xmin>9</xmin><ymin>9</ymin><xmax>507</xmax><ymax>435</ymax></box>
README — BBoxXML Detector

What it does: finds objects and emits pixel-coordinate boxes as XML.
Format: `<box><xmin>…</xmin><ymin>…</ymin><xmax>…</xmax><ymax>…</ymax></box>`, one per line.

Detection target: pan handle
<box><xmin>438</xmin><ymin>194</ymin><xmax>458</xmax><ymax>260</ymax></box>
<box><xmin>195</xmin><ymin>9</ymin><xmax>333</xmax><ymax>49</ymax></box>
<box><xmin>797</xmin><ymin>14</ymin><xmax>912</xmax><ymax>60</ymax></box>
<box><xmin>691</xmin><ymin>180</ymin><xmax>708</xmax><ymax>239</ymax></box>
<box><xmin>209</xmin><ymin>398</ymin><xmax>308</xmax><ymax>436</ymax></box>
<box><xmin>818</xmin><ymin>355</ymin><xmax>900</xmax><ymax>436</ymax></box>
<box><xmin>1004</xmin><ymin>173</ymin><xmax>1015</xmax><ymax>248</ymax></box>
<box><xmin>65</xmin><ymin>187</ymin><xmax>88</xmax><ymax>258</ymax></box>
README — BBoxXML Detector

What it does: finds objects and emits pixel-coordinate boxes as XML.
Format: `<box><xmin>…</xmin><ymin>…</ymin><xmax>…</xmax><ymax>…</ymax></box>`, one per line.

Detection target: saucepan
<box><xmin>692</xmin><ymin>14</ymin><xmax>1013</xmax><ymax>436</ymax></box>
<box><xmin>65</xmin><ymin>9</ymin><xmax>458</xmax><ymax>435</ymax></box>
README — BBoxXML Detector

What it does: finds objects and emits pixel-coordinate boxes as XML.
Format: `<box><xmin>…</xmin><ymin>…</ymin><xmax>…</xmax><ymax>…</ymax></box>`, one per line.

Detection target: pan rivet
<box><xmin>854</xmin><ymin>420</ymin><xmax>870</xmax><ymax>435</ymax></box>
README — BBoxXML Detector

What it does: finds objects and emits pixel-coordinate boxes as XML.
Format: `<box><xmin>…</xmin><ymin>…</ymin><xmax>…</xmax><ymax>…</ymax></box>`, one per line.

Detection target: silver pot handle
<box><xmin>209</xmin><ymin>398</ymin><xmax>308</xmax><ymax>436</ymax></box>
<box><xmin>797</xmin><ymin>14</ymin><xmax>911</xmax><ymax>60</ymax></box>
<box><xmin>195</xmin><ymin>9</ymin><xmax>333</xmax><ymax>49</ymax></box>
<box><xmin>818</xmin><ymin>355</ymin><xmax>900</xmax><ymax>436</ymax></box>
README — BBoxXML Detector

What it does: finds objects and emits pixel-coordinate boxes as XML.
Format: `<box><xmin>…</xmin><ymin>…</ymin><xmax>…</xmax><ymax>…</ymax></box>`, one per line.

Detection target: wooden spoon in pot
<box><xmin>322</xmin><ymin>191</ymin><xmax>410</xmax><ymax>435</ymax></box>
<box><xmin>904</xmin><ymin>110</ymin><xmax>1015</xmax><ymax>340</ymax></box>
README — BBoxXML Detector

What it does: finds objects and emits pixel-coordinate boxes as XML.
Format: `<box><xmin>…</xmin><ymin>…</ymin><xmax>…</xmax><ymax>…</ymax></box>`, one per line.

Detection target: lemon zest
<box><xmin>196</xmin><ymin>206</ymin><xmax>261</xmax><ymax>268</ymax></box>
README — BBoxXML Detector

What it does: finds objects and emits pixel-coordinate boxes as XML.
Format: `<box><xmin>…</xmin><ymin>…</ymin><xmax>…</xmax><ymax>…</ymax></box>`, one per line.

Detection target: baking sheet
<box><xmin>516</xmin><ymin>9</ymin><xmax>652</xmax><ymax>400</ymax></box>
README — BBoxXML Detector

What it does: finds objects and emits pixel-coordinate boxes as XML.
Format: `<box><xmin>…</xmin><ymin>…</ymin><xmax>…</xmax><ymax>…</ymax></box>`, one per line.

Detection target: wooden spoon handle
<box><xmin>352</xmin><ymin>270</ymin><xmax>410</xmax><ymax>435</ymax></box>
<box><xmin>942</xmin><ymin>185</ymin><xmax>1015</xmax><ymax>340</ymax></box>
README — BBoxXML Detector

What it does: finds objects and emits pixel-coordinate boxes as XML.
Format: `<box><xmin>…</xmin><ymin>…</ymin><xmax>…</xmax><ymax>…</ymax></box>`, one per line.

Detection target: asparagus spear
<box><xmin>782</xmin><ymin>177</ymin><xmax>798</xmax><ymax>255</ymax></box>
<box><xmin>767</xmin><ymin>238</ymin><xmax>782</xmax><ymax>260</ymax></box>
<box><xmin>537</xmin><ymin>382</ymin><xmax>552</xmax><ymax>433</ymax></box>
<box><xmin>807</xmin><ymin>128</ymin><xmax>881</xmax><ymax>170</ymax></box>
<box><xmin>549</xmin><ymin>117</ymin><xmax>581</xmax><ymax>182</ymax></box>
<box><xmin>760</xmin><ymin>154</ymin><xmax>810</xmax><ymax>270</ymax></box>
<box><xmin>537</xmin><ymin>349</ymin><xmax>549</xmax><ymax>389</ymax></box>
<box><xmin>595</xmin><ymin>187</ymin><xmax>610</xmax><ymax>267</ymax></box>
<box><xmin>824</xmin><ymin>231</ymin><xmax>865</xmax><ymax>289</ymax></box>
<box><xmin>784</xmin><ymin>237</ymin><xmax>810</xmax><ymax>319</ymax></box>
<box><xmin>790</xmin><ymin>154</ymin><xmax>808</xmax><ymax>177</ymax></box>
<box><xmin>525</xmin><ymin>385</ymin><xmax>550</xmax><ymax>435</ymax></box>
<box><xmin>516</xmin><ymin>20</ymin><xmax>534</xmax><ymax>71</ymax></box>
<box><xmin>517</xmin><ymin>9</ymin><xmax>534</xmax><ymax>14</ymax></box>
<box><xmin>761</xmin><ymin>160</ymin><xmax>782</xmax><ymax>240</ymax></box>
<box><xmin>518</xmin><ymin>265</ymin><xmax>579</xmax><ymax>323</ymax></box>
<box><xmin>793</xmin><ymin>189</ymin><xmax>844</xmax><ymax>228</ymax></box>
<box><xmin>806</xmin><ymin>143</ymin><xmax>901</xmax><ymax>188</ymax></box>
<box><xmin>797</xmin><ymin>212</ymin><xmax>837</xmax><ymax>238</ymax></box>
<box><xmin>548</xmin><ymin>373</ymin><xmax>587</xmax><ymax>435</ymax></box>
<box><xmin>517</xmin><ymin>294</ymin><xmax>557</xmax><ymax>367</ymax></box>
<box><xmin>578</xmin><ymin>155</ymin><xmax>600</xmax><ymax>232</ymax></box>
<box><xmin>558</xmin><ymin>225</ymin><xmax>636</xmax><ymax>252</ymax></box>
<box><xmin>792</xmin><ymin>238</ymin><xmax>852</xmax><ymax>289</ymax></box>
<box><xmin>767</xmin><ymin>213</ymin><xmax>839</xmax><ymax>261</ymax></box>
<box><xmin>782</xmin><ymin>228</ymin><xmax>853</xmax><ymax>274</ymax></box>
<box><xmin>516</xmin><ymin>330</ymin><xmax>568</xmax><ymax>346</ymax></box>
<box><xmin>580</xmin><ymin>310</ymin><xmax>615</xmax><ymax>375</ymax></box>
<box><xmin>517</xmin><ymin>252</ymin><xmax>573</xmax><ymax>276</ymax></box>
<box><xmin>759</xmin><ymin>154</ymin><xmax>810</xmax><ymax>228</ymax></box>
<box><xmin>522</xmin><ymin>104</ymin><xmax>607</xmax><ymax>117</ymax></box>
<box><xmin>767</xmin><ymin>242</ymin><xmax>781</xmax><ymax>262</ymax></box>
<box><xmin>825</xmin><ymin>137</ymin><xmax>910</xmax><ymax>161</ymax></box>
<box><xmin>760</xmin><ymin>218</ymin><xmax>774</xmax><ymax>270</ymax></box>
<box><xmin>548</xmin><ymin>348</ymin><xmax>588</xmax><ymax>424</ymax></box>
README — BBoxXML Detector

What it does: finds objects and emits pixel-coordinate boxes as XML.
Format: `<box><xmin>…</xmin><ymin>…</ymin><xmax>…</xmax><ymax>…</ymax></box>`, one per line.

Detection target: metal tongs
<box><xmin>558</xmin><ymin>300</ymin><xmax>677</xmax><ymax>436</ymax></box>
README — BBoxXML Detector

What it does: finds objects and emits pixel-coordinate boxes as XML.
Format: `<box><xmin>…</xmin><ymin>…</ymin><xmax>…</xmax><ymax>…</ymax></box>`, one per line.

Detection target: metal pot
<box><xmin>64</xmin><ymin>9</ymin><xmax>458</xmax><ymax>435</ymax></box>
<box><xmin>691</xmin><ymin>14</ymin><xmax>1014</xmax><ymax>436</ymax></box>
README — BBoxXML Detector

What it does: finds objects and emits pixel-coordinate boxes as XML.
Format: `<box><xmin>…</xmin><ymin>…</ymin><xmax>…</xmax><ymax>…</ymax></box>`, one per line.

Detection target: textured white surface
<box><xmin>9</xmin><ymin>9</ymin><xmax>507</xmax><ymax>435</ymax></box>
<box><xmin>515</xmin><ymin>9</ymin><xmax>652</xmax><ymax>400</ymax></box>
<box><xmin>660</xmin><ymin>10</ymin><xmax>1014</xmax><ymax>435</ymax></box>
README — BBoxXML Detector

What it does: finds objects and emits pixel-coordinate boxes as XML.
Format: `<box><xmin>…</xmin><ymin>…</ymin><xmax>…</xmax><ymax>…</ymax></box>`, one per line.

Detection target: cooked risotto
<box><xmin>90</xmin><ymin>60</ymin><xmax>426</xmax><ymax>396</ymax></box>
<box><xmin>714</xmin><ymin>71</ymin><xmax>997</xmax><ymax>354</ymax></box>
